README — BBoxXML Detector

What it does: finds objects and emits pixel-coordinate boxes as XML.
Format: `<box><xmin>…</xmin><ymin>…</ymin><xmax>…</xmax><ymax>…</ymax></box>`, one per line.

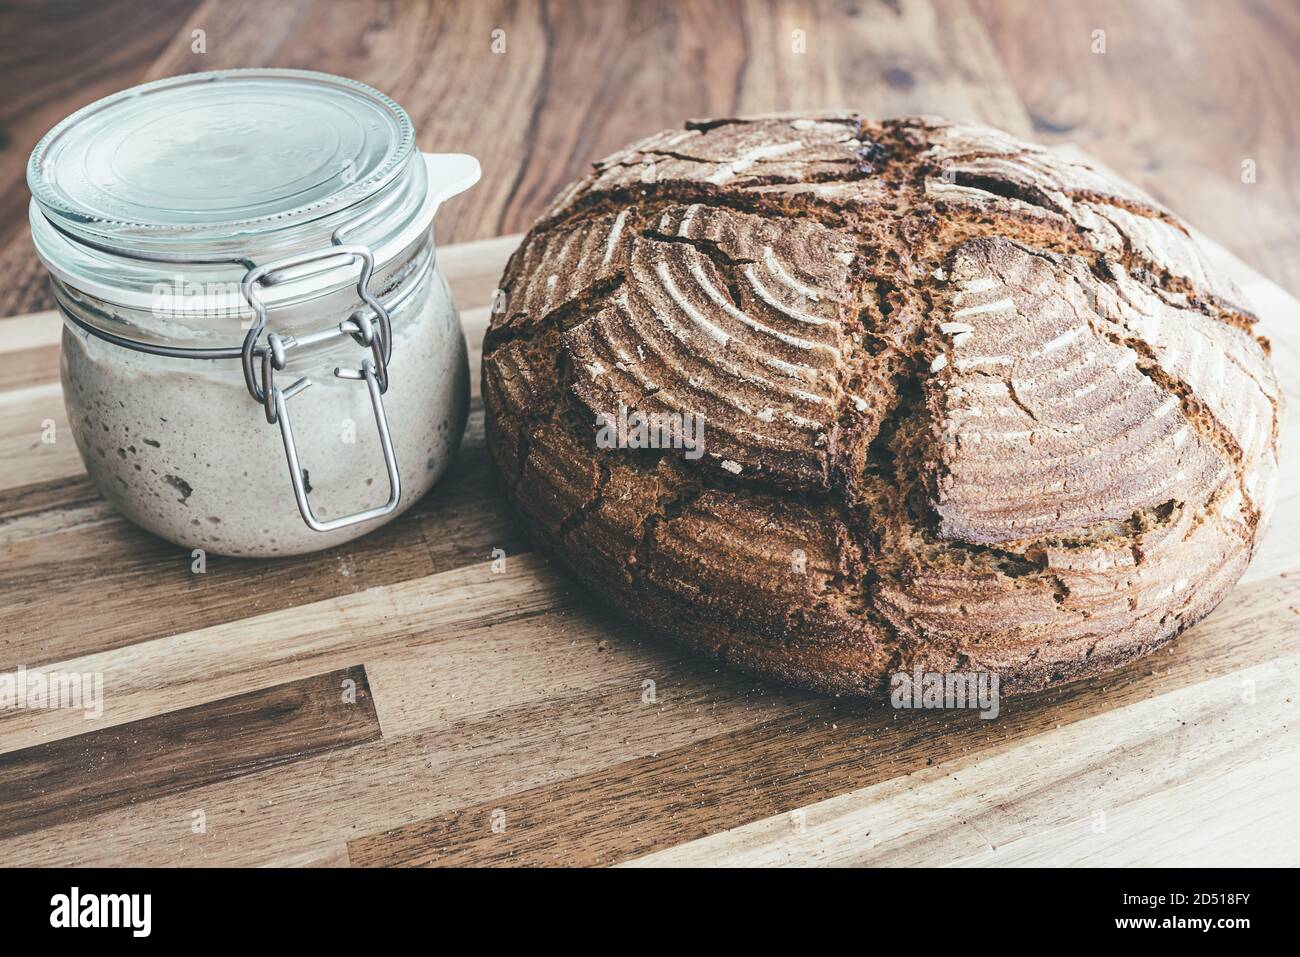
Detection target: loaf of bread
<box><xmin>481</xmin><ymin>114</ymin><xmax>1283</xmax><ymax>696</ymax></box>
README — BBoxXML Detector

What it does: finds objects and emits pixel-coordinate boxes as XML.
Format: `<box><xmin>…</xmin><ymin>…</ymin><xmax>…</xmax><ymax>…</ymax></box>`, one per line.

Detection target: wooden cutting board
<box><xmin>1</xmin><ymin>220</ymin><xmax>1297</xmax><ymax>867</ymax></box>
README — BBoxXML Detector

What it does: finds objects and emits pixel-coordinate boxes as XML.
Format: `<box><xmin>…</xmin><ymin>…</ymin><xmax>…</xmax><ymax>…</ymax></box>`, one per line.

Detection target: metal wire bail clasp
<box><xmin>239</xmin><ymin>244</ymin><xmax>401</xmax><ymax>533</ymax></box>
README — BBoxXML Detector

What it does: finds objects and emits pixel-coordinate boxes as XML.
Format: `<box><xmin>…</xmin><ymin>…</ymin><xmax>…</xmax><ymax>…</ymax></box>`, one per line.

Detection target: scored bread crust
<box><xmin>481</xmin><ymin>114</ymin><xmax>1283</xmax><ymax>697</ymax></box>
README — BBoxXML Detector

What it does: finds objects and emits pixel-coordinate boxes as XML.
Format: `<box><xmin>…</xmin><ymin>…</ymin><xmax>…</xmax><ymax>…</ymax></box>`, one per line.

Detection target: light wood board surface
<box><xmin>0</xmin><ymin>196</ymin><xmax>1297</xmax><ymax>865</ymax></box>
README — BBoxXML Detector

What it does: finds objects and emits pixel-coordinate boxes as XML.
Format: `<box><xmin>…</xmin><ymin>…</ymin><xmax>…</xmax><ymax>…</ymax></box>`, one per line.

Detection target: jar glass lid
<box><xmin>28</xmin><ymin>68</ymin><xmax>415</xmax><ymax>248</ymax></box>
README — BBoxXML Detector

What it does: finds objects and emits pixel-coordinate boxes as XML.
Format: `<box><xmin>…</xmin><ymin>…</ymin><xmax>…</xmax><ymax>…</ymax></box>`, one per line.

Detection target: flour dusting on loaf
<box><xmin>481</xmin><ymin>114</ymin><xmax>1283</xmax><ymax>697</ymax></box>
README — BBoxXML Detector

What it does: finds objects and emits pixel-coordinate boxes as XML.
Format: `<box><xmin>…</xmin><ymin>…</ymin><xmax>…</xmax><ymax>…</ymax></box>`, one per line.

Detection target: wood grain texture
<box><xmin>624</xmin><ymin>649</ymin><xmax>1300</xmax><ymax>866</ymax></box>
<box><xmin>0</xmin><ymin>0</ymin><xmax>1296</xmax><ymax>867</ymax></box>
<box><xmin>4</xmin><ymin>0</ymin><xmax>1298</xmax><ymax>316</ymax></box>
<box><xmin>0</xmin><ymin>0</ymin><xmax>201</xmax><ymax>315</ymax></box>
<box><xmin>970</xmin><ymin>0</ymin><xmax>1300</xmax><ymax>296</ymax></box>
<box><xmin>344</xmin><ymin>574</ymin><xmax>1300</xmax><ymax>867</ymax></box>
<box><xmin>0</xmin><ymin>666</ymin><xmax>379</xmax><ymax>841</ymax></box>
<box><xmin>0</xmin><ymin>223</ymin><xmax>1295</xmax><ymax>866</ymax></box>
<box><xmin>0</xmin><ymin>404</ymin><xmax>529</xmax><ymax>671</ymax></box>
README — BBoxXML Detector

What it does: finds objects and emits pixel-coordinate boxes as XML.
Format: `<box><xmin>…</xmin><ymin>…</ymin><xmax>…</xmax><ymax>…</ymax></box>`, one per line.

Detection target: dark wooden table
<box><xmin>2</xmin><ymin>0</ymin><xmax>1299</xmax><ymax>314</ymax></box>
<box><xmin>3</xmin><ymin>0</ymin><xmax>1299</xmax><ymax>868</ymax></box>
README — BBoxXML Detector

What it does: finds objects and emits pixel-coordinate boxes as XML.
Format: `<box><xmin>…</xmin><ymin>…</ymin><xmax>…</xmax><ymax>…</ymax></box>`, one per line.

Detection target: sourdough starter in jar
<box><xmin>27</xmin><ymin>69</ymin><xmax>480</xmax><ymax>556</ymax></box>
<box><xmin>59</xmin><ymin>269</ymin><xmax>469</xmax><ymax>557</ymax></box>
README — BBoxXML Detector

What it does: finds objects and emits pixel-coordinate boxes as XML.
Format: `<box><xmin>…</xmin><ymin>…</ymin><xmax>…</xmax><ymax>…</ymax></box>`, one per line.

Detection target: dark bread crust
<box><xmin>481</xmin><ymin>114</ymin><xmax>1284</xmax><ymax>697</ymax></box>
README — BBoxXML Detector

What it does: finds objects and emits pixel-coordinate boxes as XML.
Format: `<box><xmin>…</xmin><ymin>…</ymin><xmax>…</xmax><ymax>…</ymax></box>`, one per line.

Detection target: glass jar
<box><xmin>27</xmin><ymin>69</ymin><xmax>479</xmax><ymax>556</ymax></box>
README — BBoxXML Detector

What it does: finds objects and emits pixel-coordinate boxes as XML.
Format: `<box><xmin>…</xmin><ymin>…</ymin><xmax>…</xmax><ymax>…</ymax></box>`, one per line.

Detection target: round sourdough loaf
<box><xmin>481</xmin><ymin>114</ymin><xmax>1283</xmax><ymax>697</ymax></box>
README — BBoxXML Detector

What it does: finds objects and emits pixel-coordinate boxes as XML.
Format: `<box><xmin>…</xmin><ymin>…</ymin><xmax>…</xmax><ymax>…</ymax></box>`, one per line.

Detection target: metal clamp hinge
<box><xmin>239</xmin><ymin>243</ymin><xmax>401</xmax><ymax>532</ymax></box>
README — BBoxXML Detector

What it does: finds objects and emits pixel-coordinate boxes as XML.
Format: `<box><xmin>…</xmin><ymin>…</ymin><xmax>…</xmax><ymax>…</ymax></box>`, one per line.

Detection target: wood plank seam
<box><xmin>344</xmin><ymin>573</ymin><xmax>1300</xmax><ymax>866</ymax></box>
<box><xmin>0</xmin><ymin>664</ymin><xmax>380</xmax><ymax>842</ymax></box>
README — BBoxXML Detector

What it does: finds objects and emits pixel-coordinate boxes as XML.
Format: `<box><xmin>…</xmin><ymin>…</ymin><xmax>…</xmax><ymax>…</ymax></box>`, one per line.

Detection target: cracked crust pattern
<box><xmin>481</xmin><ymin>114</ymin><xmax>1284</xmax><ymax>697</ymax></box>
